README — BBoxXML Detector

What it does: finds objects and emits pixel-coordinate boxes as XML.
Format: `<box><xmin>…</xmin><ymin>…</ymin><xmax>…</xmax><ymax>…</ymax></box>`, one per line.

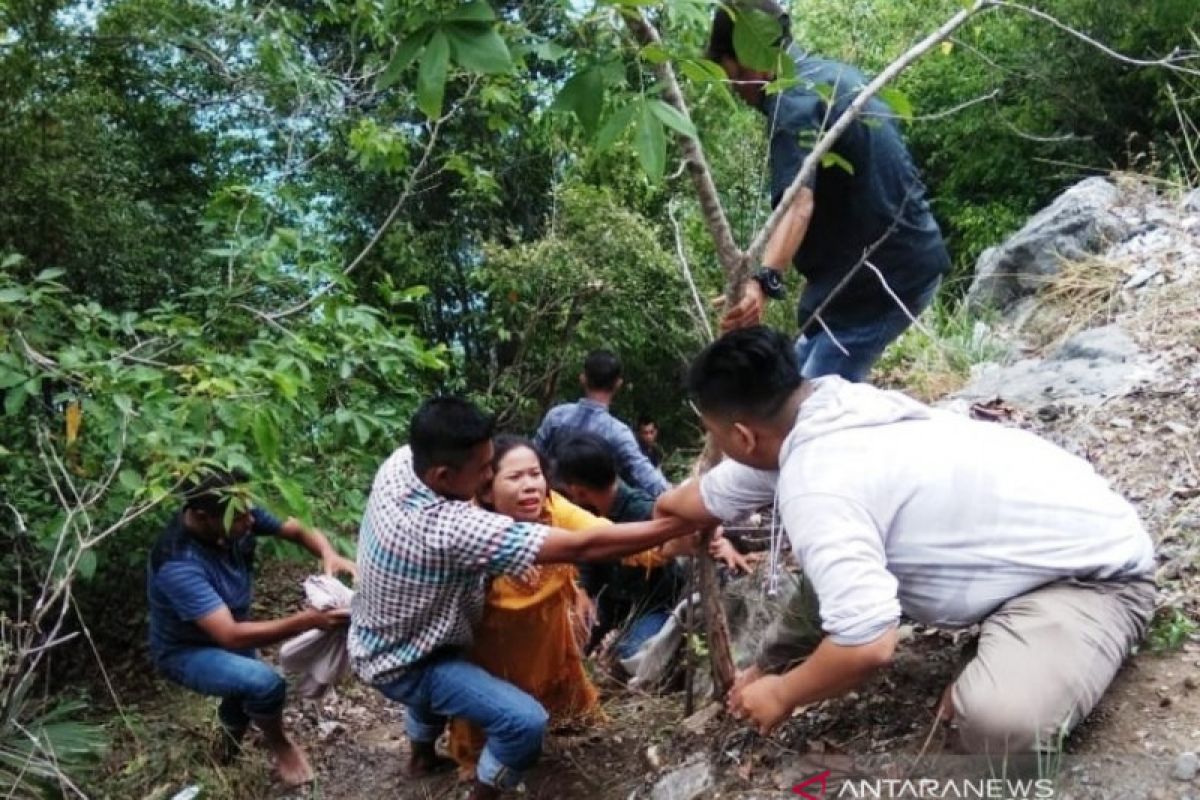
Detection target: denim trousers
<box><xmin>377</xmin><ymin>654</ymin><xmax>548</xmax><ymax>789</ymax></box>
<box><xmin>613</xmin><ymin>610</ymin><xmax>672</xmax><ymax>660</ymax></box>
<box><xmin>795</xmin><ymin>274</ymin><xmax>942</xmax><ymax>382</ymax></box>
<box><xmin>156</xmin><ymin>646</ymin><xmax>287</xmax><ymax>734</ymax></box>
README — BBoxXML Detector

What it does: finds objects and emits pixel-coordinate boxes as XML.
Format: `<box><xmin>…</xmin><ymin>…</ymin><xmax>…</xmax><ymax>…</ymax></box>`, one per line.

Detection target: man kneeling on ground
<box><xmin>656</xmin><ymin>326</ymin><xmax>1155</xmax><ymax>753</ymax></box>
<box><xmin>350</xmin><ymin>397</ymin><xmax>696</xmax><ymax>799</ymax></box>
<box><xmin>147</xmin><ymin>471</ymin><xmax>356</xmax><ymax>785</ymax></box>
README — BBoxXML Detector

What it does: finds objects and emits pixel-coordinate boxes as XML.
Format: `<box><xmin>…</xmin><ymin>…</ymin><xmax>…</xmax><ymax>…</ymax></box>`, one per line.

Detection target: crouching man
<box><xmin>147</xmin><ymin>470</ymin><xmax>356</xmax><ymax>785</ymax></box>
<box><xmin>656</xmin><ymin>326</ymin><xmax>1156</xmax><ymax>753</ymax></box>
<box><xmin>350</xmin><ymin>397</ymin><xmax>695</xmax><ymax>799</ymax></box>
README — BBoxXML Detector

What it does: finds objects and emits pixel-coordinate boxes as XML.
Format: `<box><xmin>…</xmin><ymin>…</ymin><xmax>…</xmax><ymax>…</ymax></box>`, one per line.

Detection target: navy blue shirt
<box><xmin>146</xmin><ymin>507</ymin><xmax>283</xmax><ymax>661</ymax></box>
<box><xmin>764</xmin><ymin>50</ymin><xmax>950</xmax><ymax>328</ymax></box>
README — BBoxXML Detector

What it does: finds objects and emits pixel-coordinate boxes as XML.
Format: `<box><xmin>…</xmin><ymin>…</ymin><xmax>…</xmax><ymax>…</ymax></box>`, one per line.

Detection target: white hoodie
<box><xmin>700</xmin><ymin>376</ymin><xmax>1155</xmax><ymax>646</ymax></box>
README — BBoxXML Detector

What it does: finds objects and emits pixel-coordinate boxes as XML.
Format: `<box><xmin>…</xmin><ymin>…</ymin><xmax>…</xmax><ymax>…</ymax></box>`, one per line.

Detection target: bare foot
<box><xmin>271</xmin><ymin>737</ymin><xmax>314</xmax><ymax>787</ymax></box>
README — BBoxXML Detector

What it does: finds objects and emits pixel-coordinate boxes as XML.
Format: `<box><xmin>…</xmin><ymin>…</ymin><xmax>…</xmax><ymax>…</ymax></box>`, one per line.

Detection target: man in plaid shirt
<box><xmin>351</xmin><ymin>397</ymin><xmax>694</xmax><ymax>799</ymax></box>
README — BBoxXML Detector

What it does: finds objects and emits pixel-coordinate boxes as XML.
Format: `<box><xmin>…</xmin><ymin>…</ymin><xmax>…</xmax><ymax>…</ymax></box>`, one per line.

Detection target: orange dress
<box><xmin>447</xmin><ymin>493</ymin><xmax>609</xmax><ymax>770</ymax></box>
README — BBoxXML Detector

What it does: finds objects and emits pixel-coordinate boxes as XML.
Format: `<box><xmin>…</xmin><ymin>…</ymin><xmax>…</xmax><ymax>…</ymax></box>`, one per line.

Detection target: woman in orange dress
<box><xmin>448</xmin><ymin>436</ymin><xmax>652</xmax><ymax>772</ymax></box>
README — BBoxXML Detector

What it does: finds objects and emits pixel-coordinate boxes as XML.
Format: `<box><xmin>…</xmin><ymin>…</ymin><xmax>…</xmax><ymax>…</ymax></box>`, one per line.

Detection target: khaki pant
<box><xmin>756</xmin><ymin>576</ymin><xmax>1156</xmax><ymax>753</ymax></box>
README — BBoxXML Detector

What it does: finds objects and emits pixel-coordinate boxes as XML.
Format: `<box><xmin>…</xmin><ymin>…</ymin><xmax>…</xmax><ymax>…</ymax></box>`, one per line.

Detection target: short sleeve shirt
<box><xmin>146</xmin><ymin>507</ymin><xmax>283</xmax><ymax>661</ymax></box>
<box><xmin>349</xmin><ymin>446</ymin><xmax>550</xmax><ymax>684</ymax></box>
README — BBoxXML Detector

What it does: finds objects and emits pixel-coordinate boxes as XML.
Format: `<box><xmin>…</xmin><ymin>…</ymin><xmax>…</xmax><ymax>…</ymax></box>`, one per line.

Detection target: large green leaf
<box><xmin>416</xmin><ymin>30</ymin><xmax>451</xmax><ymax>118</ymax></box>
<box><xmin>596</xmin><ymin>103</ymin><xmax>637</xmax><ymax>150</ymax></box>
<box><xmin>648</xmin><ymin>99</ymin><xmax>697</xmax><ymax>140</ymax></box>
<box><xmin>635</xmin><ymin>102</ymin><xmax>667</xmax><ymax>182</ymax></box>
<box><xmin>445</xmin><ymin>23</ymin><xmax>512</xmax><ymax>75</ymax></box>
<box><xmin>444</xmin><ymin>0</ymin><xmax>495</xmax><ymax>22</ymax></box>
<box><xmin>732</xmin><ymin>8</ymin><xmax>782</xmax><ymax>72</ymax></box>
<box><xmin>878</xmin><ymin>86</ymin><xmax>914</xmax><ymax>122</ymax></box>
<box><xmin>376</xmin><ymin>31</ymin><xmax>428</xmax><ymax>90</ymax></box>
<box><xmin>553</xmin><ymin>68</ymin><xmax>606</xmax><ymax>134</ymax></box>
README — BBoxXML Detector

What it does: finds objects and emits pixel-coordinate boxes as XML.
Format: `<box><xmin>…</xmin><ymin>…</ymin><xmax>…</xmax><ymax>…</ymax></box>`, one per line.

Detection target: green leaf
<box><xmin>648</xmin><ymin>99</ymin><xmax>697</xmax><ymax>140</ymax></box>
<box><xmin>252</xmin><ymin>410</ymin><xmax>280</xmax><ymax>462</ymax></box>
<box><xmin>275</xmin><ymin>476</ymin><xmax>310</xmax><ymax>518</ymax></box>
<box><xmin>679</xmin><ymin>58</ymin><xmax>727</xmax><ymax>83</ymax></box>
<box><xmin>877</xmin><ymin>86</ymin><xmax>914</xmax><ymax>122</ymax></box>
<box><xmin>5</xmin><ymin>385</ymin><xmax>28</xmax><ymax>416</ymax></box>
<box><xmin>377</xmin><ymin>32</ymin><xmax>428</xmax><ymax>90</ymax></box>
<box><xmin>553</xmin><ymin>68</ymin><xmax>605</xmax><ymax>134</ymax></box>
<box><xmin>0</xmin><ymin>287</ymin><xmax>28</xmax><ymax>304</ymax></box>
<box><xmin>640</xmin><ymin>43</ymin><xmax>670</xmax><ymax>64</ymax></box>
<box><xmin>445</xmin><ymin>23</ymin><xmax>512</xmax><ymax>75</ymax></box>
<box><xmin>118</xmin><ymin>469</ymin><xmax>141</xmax><ymax>493</ymax></box>
<box><xmin>35</xmin><ymin>267</ymin><xmax>65</xmax><ymax>282</ymax></box>
<box><xmin>635</xmin><ymin>103</ymin><xmax>667</xmax><ymax>182</ymax></box>
<box><xmin>820</xmin><ymin>151</ymin><xmax>856</xmax><ymax>175</ymax></box>
<box><xmin>113</xmin><ymin>393</ymin><xmax>134</xmax><ymax>416</ymax></box>
<box><xmin>444</xmin><ymin>0</ymin><xmax>495</xmax><ymax>22</ymax></box>
<box><xmin>732</xmin><ymin>8</ymin><xmax>782</xmax><ymax>72</ymax></box>
<box><xmin>353</xmin><ymin>415</ymin><xmax>370</xmax><ymax>446</ymax></box>
<box><xmin>596</xmin><ymin>104</ymin><xmax>637</xmax><ymax>150</ymax></box>
<box><xmin>417</xmin><ymin>30</ymin><xmax>451</xmax><ymax>119</ymax></box>
<box><xmin>531</xmin><ymin>40</ymin><xmax>568</xmax><ymax>63</ymax></box>
<box><xmin>77</xmin><ymin>549</ymin><xmax>97</xmax><ymax>581</ymax></box>
<box><xmin>1</xmin><ymin>253</ymin><xmax>23</xmax><ymax>269</ymax></box>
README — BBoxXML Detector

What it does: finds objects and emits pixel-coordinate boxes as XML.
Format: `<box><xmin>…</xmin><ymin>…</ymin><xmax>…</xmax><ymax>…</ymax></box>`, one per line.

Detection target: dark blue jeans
<box><xmin>796</xmin><ymin>275</ymin><xmax>942</xmax><ymax>382</ymax></box>
<box><xmin>614</xmin><ymin>610</ymin><xmax>672</xmax><ymax>660</ymax></box>
<box><xmin>377</xmin><ymin>654</ymin><xmax>548</xmax><ymax>790</ymax></box>
<box><xmin>156</xmin><ymin>647</ymin><xmax>287</xmax><ymax>734</ymax></box>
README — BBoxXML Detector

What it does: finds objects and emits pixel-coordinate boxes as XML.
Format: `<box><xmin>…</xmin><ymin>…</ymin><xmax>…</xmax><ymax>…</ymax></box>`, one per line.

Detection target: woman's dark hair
<box><xmin>409</xmin><ymin>396</ymin><xmax>496</xmax><ymax>475</ymax></box>
<box><xmin>686</xmin><ymin>326</ymin><xmax>803</xmax><ymax>420</ymax></box>
<box><xmin>706</xmin><ymin>0</ymin><xmax>792</xmax><ymax>64</ymax></box>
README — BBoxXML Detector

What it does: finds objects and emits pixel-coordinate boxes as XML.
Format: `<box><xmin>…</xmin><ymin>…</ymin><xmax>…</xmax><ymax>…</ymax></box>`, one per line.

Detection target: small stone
<box><xmin>1185</xmin><ymin>676</ymin><xmax>1198</xmax><ymax>691</ymax></box>
<box><xmin>645</xmin><ymin>745</ymin><xmax>664</xmax><ymax>770</ymax></box>
<box><xmin>1172</xmin><ymin>751</ymin><xmax>1199</xmax><ymax>781</ymax></box>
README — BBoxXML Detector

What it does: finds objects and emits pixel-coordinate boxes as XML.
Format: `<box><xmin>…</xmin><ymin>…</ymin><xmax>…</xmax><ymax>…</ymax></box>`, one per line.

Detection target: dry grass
<box><xmin>1016</xmin><ymin>254</ymin><xmax>1128</xmax><ymax>350</ymax></box>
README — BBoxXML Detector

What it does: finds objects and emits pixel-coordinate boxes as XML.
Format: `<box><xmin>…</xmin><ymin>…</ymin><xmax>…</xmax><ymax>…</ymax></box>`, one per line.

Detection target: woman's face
<box><xmin>488</xmin><ymin>446</ymin><xmax>548</xmax><ymax>521</ymax></box>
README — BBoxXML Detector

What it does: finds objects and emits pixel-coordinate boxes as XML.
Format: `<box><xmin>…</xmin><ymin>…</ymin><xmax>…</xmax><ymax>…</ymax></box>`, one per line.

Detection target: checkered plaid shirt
<box><xmin>349</xmin><ymin>446</ymin><xmax>549</xmax><ymax>684</ymax></box>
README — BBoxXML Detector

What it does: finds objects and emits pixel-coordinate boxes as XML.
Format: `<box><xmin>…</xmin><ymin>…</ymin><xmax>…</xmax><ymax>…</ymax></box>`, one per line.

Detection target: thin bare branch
<box><xmin>668</xmin><ymin>197</ymin><xmax>714</xmax><ymax>343</ymax></box>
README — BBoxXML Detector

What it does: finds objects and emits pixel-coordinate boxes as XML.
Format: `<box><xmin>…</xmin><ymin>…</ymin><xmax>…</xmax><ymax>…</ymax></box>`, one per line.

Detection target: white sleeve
<box><xmin>698</xmin><ymin>459</ymin><xmax>778</xmax><ymax>522</ymax></box>
<box><xmin>779</xmin><ymin>491</ymin><xmax>901</xmax><ymax>646</ymax></box>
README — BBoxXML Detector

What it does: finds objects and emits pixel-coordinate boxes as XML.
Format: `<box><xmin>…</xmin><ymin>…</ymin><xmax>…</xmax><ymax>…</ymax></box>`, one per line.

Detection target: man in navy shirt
<box><xmin>710</xmin><ymin>1</ymin><xmax>951</xmax><ymax>382</ymax></box>
<box><xmin>147</xmin><ymin>470</ymin><xmax>356</xmax><ymax>786</ymax></box>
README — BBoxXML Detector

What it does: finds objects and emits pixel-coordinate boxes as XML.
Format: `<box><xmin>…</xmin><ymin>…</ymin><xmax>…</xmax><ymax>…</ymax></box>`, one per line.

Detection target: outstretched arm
<box><xmin>535</xmin><ymin>515</ymin><xmax>693</xmax><ymax>564</ymax></box>
<box><xmin>277</xmin><ymin>517</ymin><xmax>357</xmax><ymax>579</ymax></box>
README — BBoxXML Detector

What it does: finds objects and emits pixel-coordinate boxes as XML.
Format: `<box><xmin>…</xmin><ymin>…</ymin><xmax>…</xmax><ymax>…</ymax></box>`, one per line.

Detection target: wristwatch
<box><xmin>752</xmin><ymin>266</ymin><xmax>786</xmax><ymax>300</ymax></box>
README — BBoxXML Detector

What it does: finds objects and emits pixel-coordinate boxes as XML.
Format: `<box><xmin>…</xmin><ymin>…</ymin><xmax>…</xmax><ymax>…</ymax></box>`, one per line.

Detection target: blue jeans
<box><xmin>377</xmin><ymin>655</ymin><xmax>548</xmax><ymax>790</ymax></box>
<box><xmin>156</xmin><ymin>647</ymin><xmax>287</xmax><ymax>734</ymax></box>
<box><xmin>796</xmin><ymin>275</ymin><xmax>942</xmax><ymax>382</ymax></box>
<box><xmin>614</xmin><ymin>610</ymin><xmax>672</xmax><ymax>660</ymax></box>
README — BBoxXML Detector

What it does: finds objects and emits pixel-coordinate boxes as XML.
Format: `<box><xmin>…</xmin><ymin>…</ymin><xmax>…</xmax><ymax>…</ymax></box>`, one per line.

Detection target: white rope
<box><xmin>765</xmin><ymin>492</ymin><xmax>784</xmax><ymax>598</ymax></box>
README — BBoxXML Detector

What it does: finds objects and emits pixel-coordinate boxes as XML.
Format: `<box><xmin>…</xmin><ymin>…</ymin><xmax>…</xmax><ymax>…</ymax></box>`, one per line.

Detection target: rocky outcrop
<box><xmin>967</xmin><ymin>177</ymin><xmax>1131</xmax><ymax>310</ymax></box>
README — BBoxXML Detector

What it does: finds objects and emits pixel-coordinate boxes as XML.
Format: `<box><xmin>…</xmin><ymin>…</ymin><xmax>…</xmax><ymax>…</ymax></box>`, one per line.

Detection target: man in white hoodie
<box><xmin>656</xmin><ymin>326</ymin><xmax>1155</xmax><ymax>753</ymax></box>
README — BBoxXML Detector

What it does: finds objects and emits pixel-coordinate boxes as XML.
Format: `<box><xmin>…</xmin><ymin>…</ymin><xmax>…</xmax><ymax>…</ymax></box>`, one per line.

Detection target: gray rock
<box><xmin>1182</xmin><ymin>187</ymin><xmax>1200</xmax><ymax>214</ymax></box>
<box><xmin>1052</xmin><ymin>325</ymin><xmax>1138</xmax><ymax>363</ymax></box>
<box><xmin>1172</xmin><ymin>751</ymin><xmax>1198</xmax><ymax>782</ymax></box>
<box><xmin>968</xmin><ymin>177</ymin><xmax>1131</xmax><ymax>311</ymax></box>
<box><xmin>954</xmin><ymin>325</ymin><xmax>1152</xmax><ymax>409</ymax></box>
<box><xmin>651</xmin><ymin>757</ymin><xmax>714</xmax><ymax>800</ymax></box>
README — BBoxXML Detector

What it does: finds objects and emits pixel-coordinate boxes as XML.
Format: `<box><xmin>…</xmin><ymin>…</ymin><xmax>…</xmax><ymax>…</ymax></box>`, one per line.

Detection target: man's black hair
<box><xmin>553</xmin><ymin>432</ymin><xmax>618</xmax><ymax>491</ymax></box>
<box><xmin>409</xmin><ymin>396</ymin><xmax>495</xmax><ymax>475</ymax></box>
<box><xmin>636</xmin><ymin>415</ymin><xmax>657</xmax><ymax>428</ymax></box>
<box><xmin>582</xmin><ymin>350</ymin><xmax>622</xmax><ymax>392</ymax></box>
<box><xmin>181</xmin><ymin>469</ymin><xmax>250</xmax><ymax>517</ymax></box>
<box><xmin>706</xmin><ymin>0</ymin><xmax>792</xmax><ymax>64</ymax></box>
<box><xmin>686</xmin><ymin>326</ymin><xmax>803</xmax><ymax>420</ymax></box>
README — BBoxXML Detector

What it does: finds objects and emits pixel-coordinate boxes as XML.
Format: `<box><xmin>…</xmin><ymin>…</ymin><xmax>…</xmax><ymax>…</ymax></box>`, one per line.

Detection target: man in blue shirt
<box><xmin>534</xmin><ymin>350</ymin><xmax>670</xmax><ymax>497</ymax></box>
<box><xmin>147</xmin><ymin>470</ymin><xmax>356</xmax><ymax>786</ymax></box>
<box><xmin>710</xmin><ymin>1</ymin><xmax>951</xmax><ymax>382</ymax></box>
